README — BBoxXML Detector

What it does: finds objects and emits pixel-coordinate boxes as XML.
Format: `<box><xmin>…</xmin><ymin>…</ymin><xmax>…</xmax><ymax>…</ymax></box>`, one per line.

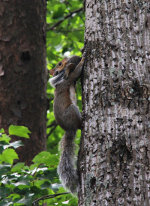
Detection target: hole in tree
<box><xmin>17</xmin><ymin>100</ymin><xmax>21</xmax><ymax>105</ymax></box>
<box><xmin>20</xmin><ymin>51</ymin><xmax>31</xmax><ymax>62</ymax></box>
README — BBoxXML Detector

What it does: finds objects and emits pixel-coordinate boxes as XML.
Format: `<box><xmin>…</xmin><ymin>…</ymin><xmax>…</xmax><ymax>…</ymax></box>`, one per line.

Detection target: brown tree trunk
<box><xmin>79</xmin><ymin>0</ymin><xmax>150</xmax><ymax>205</ymax></box>
<box><xmin>0</xmin><ymin>0</ymin><xmax>47</xmax><ymax>164</ymax></box>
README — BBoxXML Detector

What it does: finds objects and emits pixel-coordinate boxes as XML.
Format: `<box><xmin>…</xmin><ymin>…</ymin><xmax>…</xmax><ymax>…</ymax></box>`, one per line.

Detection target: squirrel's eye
<box><xmin>58</xmin><ymin>62</ymin><xmax>62</xmax><ymax>66</ymax></box>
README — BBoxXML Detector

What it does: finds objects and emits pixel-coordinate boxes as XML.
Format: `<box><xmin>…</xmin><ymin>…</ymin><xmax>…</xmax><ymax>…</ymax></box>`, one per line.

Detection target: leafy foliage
<box><xmin>0</xmin><ymin>128</ymin><xmax>77</xmax><ymax>206</ymax></box>
<box><xmin>9</xmin><ymin>125</ymin><xmax>31</xmax><ymax>139</ymax></box>
<box><xmin>46</xmin><ymin>0</ymin><xmax>84</xmax><ymax>69</ymax></box>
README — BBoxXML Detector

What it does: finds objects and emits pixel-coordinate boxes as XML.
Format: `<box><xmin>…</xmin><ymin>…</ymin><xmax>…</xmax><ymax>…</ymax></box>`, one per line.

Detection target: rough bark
<box><xmin>79</xmin><ymin>0</ymin><xmax>150</xmax><ymax>205</ymax></box>
<box><xmin>0</xmin><ymin>0</ymin><xmax>47</xmax><ymax>164</ymax></box>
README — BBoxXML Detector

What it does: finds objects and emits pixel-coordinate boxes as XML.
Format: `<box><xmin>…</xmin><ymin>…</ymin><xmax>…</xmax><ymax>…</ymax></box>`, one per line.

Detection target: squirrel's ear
<box><xmin>64</xmin><ymin>63</ymin><xmax>75</xmax><ymax>79</ymax></box>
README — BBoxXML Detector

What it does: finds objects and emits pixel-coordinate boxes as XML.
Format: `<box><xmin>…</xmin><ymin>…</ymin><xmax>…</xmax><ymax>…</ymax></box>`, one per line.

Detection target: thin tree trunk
<box><xmin>79</xmin><ymin>0</ymin><xmax>150</xmax><ymax>205</ymax></box>
<box><xmin>0</xmin><ymin>0</ymin><xmax>47</xmax><ymax>164</ymax></box>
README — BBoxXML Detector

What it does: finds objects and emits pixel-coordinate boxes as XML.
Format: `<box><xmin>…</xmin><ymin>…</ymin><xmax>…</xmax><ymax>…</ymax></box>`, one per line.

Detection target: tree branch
<box><xmin>47</xmin><ymin>7</ymin><xmax>83</xmax><ymax>31</ymax></box>
<box><xmin>47</xmin><ymin>120</ymin><xmax>58</xmax><ymax>138</ymax></box>
<box><xmin>32</xmin><ymin>192</ymin><xmax>69</xmax><ymax>205</ymax></box>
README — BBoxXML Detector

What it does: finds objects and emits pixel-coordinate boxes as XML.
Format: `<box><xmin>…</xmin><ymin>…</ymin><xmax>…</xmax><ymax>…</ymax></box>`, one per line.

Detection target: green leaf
<box><xmin>0</xmin><ymin>128</ymin><xmax>4</xmax><ymax>133</ymax></box>
<box><xmin>1</xmin><ymin>148</ymin><xmax>19</xmax><ymax>164</ymax></box>
<box><xmin>11</xmin><ymin>162</ymin><xmax>25</xmax><ymax>172</ymax></box>
<box><xmin>32</xmin><ymin>151</ymin><xmax>58</xmax><ymax>166</ymax></box>
<box><xmin>8</xmin><ymin>125</ymin><xmax>31</xmax><ymax>138</ymax></box>
<box><xmin>7</xmin><ymin>193</ymin><xmax>21</xmax><ymax>201</ymax></box>
<box><xmin>52</xmin><ymin>5</ymin><xmax>66</xmax><ymax>19</ymax></box>
<box><xmin>0</xmin><ymin>134</ymin><xmax>11</xmax><ymax>143</ymax></box>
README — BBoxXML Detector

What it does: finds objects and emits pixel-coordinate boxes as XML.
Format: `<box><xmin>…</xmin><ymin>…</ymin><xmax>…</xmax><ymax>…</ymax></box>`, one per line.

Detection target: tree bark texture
<box><xmin>0</xmin><ymin>0</ymin><xmax>47</xmax><ymax>164</ymax></box>
<box><xmin>79</xmin><ymin>0</ymin><xmax>150</xmax><ymax>205</ymax></box>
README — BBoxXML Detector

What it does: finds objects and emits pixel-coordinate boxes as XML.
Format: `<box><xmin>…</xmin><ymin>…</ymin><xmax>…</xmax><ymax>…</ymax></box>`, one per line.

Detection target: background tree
<box><xmin>79</xmin><ymin>0</ymin><xmax>150</xmax><ymax>205</ymax></box>
<box><xmin>0</xmin><ymin>0</ymin><xmax>47</xmax><ymax>164</ymax></box>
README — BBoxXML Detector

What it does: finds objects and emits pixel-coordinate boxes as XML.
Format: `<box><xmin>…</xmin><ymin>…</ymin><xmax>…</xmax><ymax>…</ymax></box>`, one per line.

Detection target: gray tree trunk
<box><xmin>0</xmin><ymin>0</ymin><xmax>47</xmax><ymax>164</ymax></box>
<box><xmin>79</xmin><ymin>0</ymin><xmax>150</xmax><ymax>205</ymax></box>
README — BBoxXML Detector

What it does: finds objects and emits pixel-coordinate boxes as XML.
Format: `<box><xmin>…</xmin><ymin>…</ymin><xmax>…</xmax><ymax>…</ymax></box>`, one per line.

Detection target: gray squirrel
<box><xmin>49</xmin><ymin>56</ymin><xmax>84</xmax><ymax>194</ymax></box>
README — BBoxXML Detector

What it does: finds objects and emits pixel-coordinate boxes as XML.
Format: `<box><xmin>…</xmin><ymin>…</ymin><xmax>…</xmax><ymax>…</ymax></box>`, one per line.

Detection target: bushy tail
<box><xmin>57</xmin><ymin>130</ymin><xmax>78</xmax><ymax>194</ymax></box>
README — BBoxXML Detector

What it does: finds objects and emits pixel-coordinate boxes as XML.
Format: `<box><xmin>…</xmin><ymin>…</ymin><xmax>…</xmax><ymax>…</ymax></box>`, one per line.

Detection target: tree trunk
<box><xmin>0</xmin><ymin>0</ymin><xmax>47</xmax><ymax>164</ymax></box>
<box><xmin>79</xmin><ymin>0</ymin><xmax>150</xmax><ymax>205</ymax></box>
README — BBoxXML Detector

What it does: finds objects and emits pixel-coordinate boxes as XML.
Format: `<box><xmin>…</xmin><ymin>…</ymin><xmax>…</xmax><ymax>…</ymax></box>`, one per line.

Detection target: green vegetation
<box><xmin>0</xmin><ymin>127</ymin><xmax>77</xmax><ymax>205</ymax></box>
<box><xmin>0</xmin><ymin>0</ymin><xmax>84</xmax><ymax>205</ymax></box>
<box><xmin>46</xmin><ymin>0</ymin><xmax>84</xmax><ymax>69</ymax></box>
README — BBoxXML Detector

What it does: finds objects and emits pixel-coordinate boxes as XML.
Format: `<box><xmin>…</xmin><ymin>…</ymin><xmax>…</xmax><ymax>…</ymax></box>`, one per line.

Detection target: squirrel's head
<box><xmin>49</xmin><ymin>58</ymin><xmax>68</xmax><ymax>88</ymax></box>
<box><xmin>49</xmin><ymin>56</ymin><xmax>81</xmax><ymax>88</ymax></box>
<box><xmin>49</xmin><ymin>58</ymin><xmax>68</xmax><ymax>77</ymax></box>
